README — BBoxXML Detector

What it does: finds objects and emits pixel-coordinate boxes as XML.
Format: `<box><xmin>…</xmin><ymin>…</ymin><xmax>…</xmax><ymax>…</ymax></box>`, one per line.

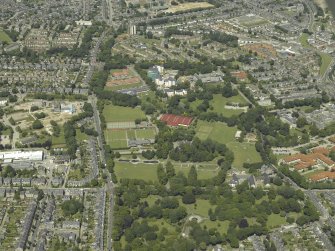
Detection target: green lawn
<box><xmin>195</xmin><ymin>120</ymin><xmax>238</xmax><ymax>144</ymax></box>
<box><xmin>299</xmin><ymin>33</ymin><xmax>310</xmax><ymax>48</ymax></box>
<box><xmin>0</xmin><ymin>29</ymin><xmax>12</xmax><ymax>44</ymax></box>
<box><xmin>266</xmin><ymin>213</ymin><xmax>286</xmax><ymax>229</ymax></box>
<box><xmin>210</xmin><ymin>94</ymin><xmax>248</xmax><ymax>117</ymax></box>
<box><xmin>173</xmin><ymin>164</ymin><xmax>219</xmax><ymax>180</ymax></box>
<box><xmin>319</xmin><ymin>52</ymin><xmax>332</xmax><ymax>76</ymax></box>
<box><xmin>52</xmin><ymin>130</ymin><xmax>66</xmax><ymax>147</ymax></box>
<box><xmin>227</xmin><ymin>142</ymin><xmax>262</xmax><ymax>170</ymax></box>
<box><xmin>135</xmin><ymin>128</ymin><xmax>156</xmax><ymax>139</ymax></box>
<box><xmin>114</xmin><ymin>162</ymin><xmax>158</xmax><ymax>181</ymax></box>
<box><xmin>105</xmin><ymin>82</ymin><xmax>142</xmax><ymax>91</ymax></box>
<box><xmin>103</xmin><ymin>105</ymin><xmax>146</xmax><ymax>122</ymax></box>
<box><xmin>180</xmin><ymin>199</ymin><xmax>214</xmax><ymax>217</ymax></box>
<box><xmin>76</xmin><ymin>129</ymin><xmax>88</xmax><ymax>141</ymax></box>
<box><xmin>105</xmin><ymin>130</ymin><xmax>128</xmax><ymax>149</ymax></box>
<box><xmin>200</xmin><ymin>220</ymin><xmax>230</xmax><ymax>235</ymax></box>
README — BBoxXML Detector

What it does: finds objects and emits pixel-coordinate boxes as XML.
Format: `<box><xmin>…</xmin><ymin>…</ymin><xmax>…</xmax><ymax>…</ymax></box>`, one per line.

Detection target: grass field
<box><xmin>196</xmin><ymin>121</ymin><xmax>262</xmax><ymax>169</ymax></box>
<box><xmin>105</xmin><ymin>130</ymin><xmax>128</xmax><ymax>149</ymax></box>
<box><xmin>0</xmin><ymin>29</ymin><xmax>12</xmax><ymax>44</ymax></box>
<box><xmin>136</xmin><ymin>128</ymin><xmax>156</xmax><ymax>139</ymax></box>
<box><xmin>266</xmin><ymin>213</ymin><xmax>286</xmax><ymax>229</ymax></box>
<box><xmin>195</xmin><ymin>120</ymin><xmax>238</xmax><ymax>144</ymax></box>
<box><xmin>76</xmin><ymin>129</ymin><xmax>88</xmax><ymax>141</ymax></box>
<box><xmin>104</xmin><ymin>82</ymin><xmax>142</xmax><ymax>91</ymax></box>
<box><xmin>227</xmin><ymin>141</ymin><xmax>262</xmax><ymax>170</ymax></box>
<box><xmin>319</xmin><ymin>52</ymin><xmax>332</xmax><ymax>76</ymax></box>
<box><xmin>103</xmin><ymin>105</ymin><xmax>146</xmax><ymax>122</ymax></box>
<box><xmin>210</xmin><ymin>94</ymin><xmax>248</xmax><ymax>117</ymax></box>
<box><xmin>173</xmin><ymin>164</ymin><xmax>219</xmax><ymax>180</ymax></box>
<box><xmin>105</xmin><ymin>128</ymin><xmax>156</xmax><ymax>149</ymax></box>
<box><xmin>180</xmin><ymin>198</ymin><xmax>214</xmax><ymax>217</ymax></box>
<box><xmin>114</xmin><ymin>162</ymin><xmax>158</xmax><ymax>181</ymax></box>
<box><xmin>299</xmin><ymin>33</ymin><xmax>310</xmax><ymax>48</ymax></box>
<box><xmin>52</xmin><ymin>130</ymin><xmax>66</xmax><ymax>147</ymax></box>
<box><xmin>200</xmin><ymin>220</ymin><xmax>230</xmax><ymax>235</ymax></box>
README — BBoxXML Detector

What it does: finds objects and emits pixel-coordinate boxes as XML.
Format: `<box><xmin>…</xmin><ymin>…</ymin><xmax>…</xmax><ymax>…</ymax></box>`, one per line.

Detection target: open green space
<box><xmin>114</xmin><ymin>162</ymin><xmax>158</xmax><ymax>181</ymax></box>
<box><xmin>174</xmin><ymin>164</ymin><xmax>219</xmax><ymax>180</ymax></box>
<box><xmin>266</xmin><ymin>213</ymin><xmax>286</xmax><ymax>229</ymax></box>
<box><xmin>319</xmin><ymin>52</ymin><xmax>332</xmax><ymax>76</ymax></box>
<box><xmin>104</xmin><ymin>82</ymin><xmax>142</xmax><ymax>91</ymax></box>
<box><xmin>200</xmin><ymin>220</ymin><xmax>230</xmax><ymax>235</ymax></box>
<box><xmin>105</xmin><ymin>130</ymin><xmax>128</xmax><ymax>149</ymax></box>
<box><xmin>135</xmin><ymin>128</ymin><xmax>156</xmax><ymax>139</ymax></box>
<box><xmin>210</xmin><ymin>94</ymin><xmax>248</xmax><ymax>117</ymax></box>
<box><xmin>103</xmin><ymin>105</ymin><xmax>146</xmax><ymax>122</ymax></box>
<box><xmin>180</xmin><ymin>199</ymin><xmax>214</xmax><ymax>217</ymax></box>
<box><xmin>0</xmin><ymin>29</ymin><xmax>12</xmax><ymax>44</ymax></box>
<box><xmin>195</xmin><ymin>120</ymin><xmax>238</xmax><ymax>144</ymax></box>
<box><xmin>52</xmin><ymin>130</ymin><xmax>66</xmax><ymax>147</ymax></box>
<box><xmin>227</xmin><ymin>141</ymin><xmax>262</xmax><ymax>170</ymax></box>
<box><xmin>299</xmin><ymin>33</ymin><xmax>310</xmax><ymax>48</ymax></box>
<box><xmin>76</xmin><ymin>129</ymin><xmax>88</xmax><ymax>141</ymax></box>
<box><xmin>104</xmin><ymin>128</ymin><xmax>156</xmax><ymax>149</ymax></box>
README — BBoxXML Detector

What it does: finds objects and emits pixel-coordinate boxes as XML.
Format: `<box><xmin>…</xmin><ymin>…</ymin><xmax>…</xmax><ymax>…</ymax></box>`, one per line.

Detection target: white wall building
<box><xmin>0</xmin><ymin>151</ymin><xmax>44</xmax><ymax>161</ymax></box>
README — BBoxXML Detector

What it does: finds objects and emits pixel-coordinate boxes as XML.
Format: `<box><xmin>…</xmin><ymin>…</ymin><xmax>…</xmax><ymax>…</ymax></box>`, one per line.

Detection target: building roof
<box><xmin>309</xmin><ymin>171</ymin><xmax>335</xmax><ymax>181</ymax></box>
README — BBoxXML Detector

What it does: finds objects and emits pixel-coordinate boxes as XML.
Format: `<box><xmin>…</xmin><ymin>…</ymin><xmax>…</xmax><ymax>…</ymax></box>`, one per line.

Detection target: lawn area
<box><xmin>135</xmin><ymin>128</ymin><xmax>156</xmax><ymax>139</ymax></box>
<box><xmin>210</xmin><ymin>94</ymin><xmax>248</xmax><ymax>117</ymax></box>
<box><xmin>200</xmin><ymin>220</ymin><xmax>230</xmax><ymax>235</ymax></box>
<box><xmin>173</xmin><ymin>163</ymin><xmax>219</xmax><ymax>180</ymax></box>
<box><xmin>180</xmin><ymin>198</ymin><xmax>214</xmax><ymax>217</ymax></box>
<box><xmin>104</xmin><ymin>82</ymin><xmax>142</xmax><ymax>91</ymax></box>
<box><xmin>105</xmin><ymin>130</ymin><xmax>128</xmax><ymax>149</ymax></box>
<box><xmin>266</xmin><ymin>213</ymin><xmax>286</xmax><ymax>229</ymax></box>
<box><xmin>103</xmin><ymin>104</ymin><xmax>146</xmax><ymax>122</ymax></box>
<box><xmin>52</xmin><ymin>130</ymin><xmax>66</xmax><ymax>147</ymax></box>
<box><xmin>227</xmin><ymin>142</ymin><xmax>262</xmax><ymax>170</ymax></box>
<box><xmin>0</xmin><ymin>29</ymin><xmax>12</xmax><ymax>44</ymax></box>
<box><xmin>76</xmin><ymin>129</ymin><xmax>88</xmax><ymax>141</ymax></box>
<box><xmin>195</xmin><ymin>120</ymin><xmax>238</xmax><ymax>144</ymax></box>
<box><xmin>299</xmin><ymin>33</ymin><xmax>310</xmax><ymax>48</ymax></box>
<box><xmin>319</xmin><ymin>52</ymin><xmax>332</xmax><ymax>76</ymax></box>
<box><xmin>114</xmin><ymin>162</ymin><xmax>158</xmax><ymax>181</ymax></box>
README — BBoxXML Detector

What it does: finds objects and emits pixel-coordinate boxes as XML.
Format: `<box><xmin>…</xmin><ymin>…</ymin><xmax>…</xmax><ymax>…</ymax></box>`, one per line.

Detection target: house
<box><xmin>229</xmin><ymin>173</ymin><xmax>239</xmax><ymax>188</ymax></box>
<box><xmin>262</xmin><ymin>173</ymin><xmax>271</xmax><ymax>187</ymax></box>
<box><xmin>248</xmin><ymin>175</ymin><xmax>256</xmax><ymax>188</ymax></box>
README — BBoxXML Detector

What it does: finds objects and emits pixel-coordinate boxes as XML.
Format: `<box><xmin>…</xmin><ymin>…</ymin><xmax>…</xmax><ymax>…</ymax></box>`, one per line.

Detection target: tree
<box><xmin>182</xmin><ymin>190</ymin><xmax>196</xmax><ymax>204</ymax></box>
<box><xmin>187</xmin><ymin>166</ymin><xmax>198</xmax><ymax>185</ymax></box>
<box><xmin>239</xmin><ymin>218</ymin><xmax>249</xmax><ymax>228</ymax></box>
<box><xmin>157</xmin><ymin>164</ymin><xmax>168</xmax><ymax>185</ymax></box>
<box><xmin>32</xmin><ymin>119</ymin><xmax>43</xmax><ymax>129</ymax></box>
<box><xmin>165</xmin><ymin>161</ymin><xmax>175</xmax><ymax>178</ymax></box>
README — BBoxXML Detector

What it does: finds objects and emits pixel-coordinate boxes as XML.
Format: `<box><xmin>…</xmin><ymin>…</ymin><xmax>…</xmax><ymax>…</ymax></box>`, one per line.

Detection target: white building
<box><xmin>0</xmin><ymin>151</ymin><xmax>44</xmax><ymax>161</ymax></box>
<box><xmin>75</xmin><ymin>20</ymin><xmax>92</xmax><ymax>26</ymax></box>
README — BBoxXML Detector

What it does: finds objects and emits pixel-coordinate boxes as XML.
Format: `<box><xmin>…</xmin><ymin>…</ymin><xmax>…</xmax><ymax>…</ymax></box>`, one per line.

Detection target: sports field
<box><xmin>104</xmin><ymin>128</ymin><xmax>156</xmax><ymax>149</ymax></box>
<box><xmin>103</xmin><ymin>105</ymin><xmax>146</xmax><ymax>122</ymax></box>
<box><xmin>114</xmin><ymin>162</ymin><xmax>158</xmax><ymax>181</ymax></box>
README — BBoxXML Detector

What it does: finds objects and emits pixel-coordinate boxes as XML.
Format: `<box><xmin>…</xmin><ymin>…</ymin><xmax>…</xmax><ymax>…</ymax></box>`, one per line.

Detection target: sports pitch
<box><xmin>105</xmin><ymin>128</ymin><xmax>156</xmax><ymax>149</ymax></box>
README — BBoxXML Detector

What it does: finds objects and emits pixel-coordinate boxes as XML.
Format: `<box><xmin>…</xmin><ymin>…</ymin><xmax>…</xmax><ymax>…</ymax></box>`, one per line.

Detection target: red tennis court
<box><xmin>160</xmin><ymin>114</ymin><xmax>193</xmax><ymax>127</ymax></box>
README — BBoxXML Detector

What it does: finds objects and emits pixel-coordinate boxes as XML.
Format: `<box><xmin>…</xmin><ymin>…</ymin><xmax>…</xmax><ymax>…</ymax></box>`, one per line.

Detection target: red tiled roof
<box><xmin>312</xmin><ymin>147</ymin><xmax>330</xmax><ymax>156</ymax></box>
<box><xmin>310</xmin><ymin>171</ymin><xmax>335</xmax><ymax>181</ymax></box>
<box><xmin>160</xmin><ymin>114</ymin><xmax>193</xmax><ymax>127</ymax></box>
